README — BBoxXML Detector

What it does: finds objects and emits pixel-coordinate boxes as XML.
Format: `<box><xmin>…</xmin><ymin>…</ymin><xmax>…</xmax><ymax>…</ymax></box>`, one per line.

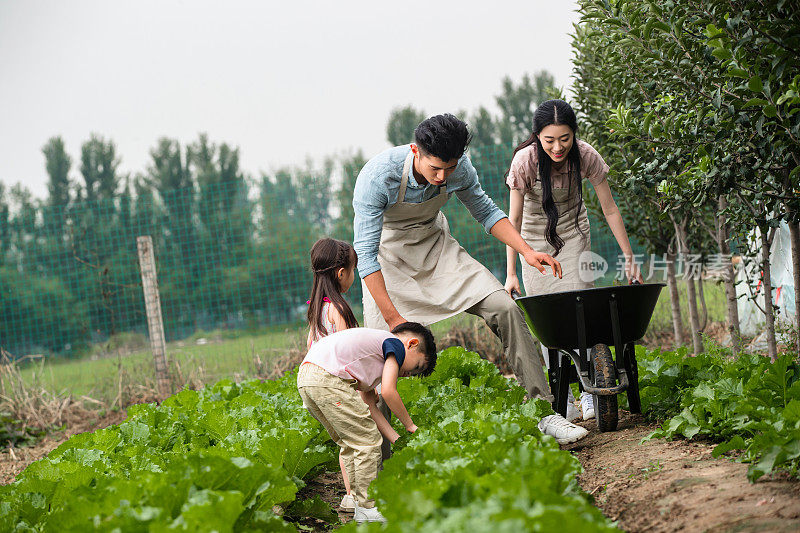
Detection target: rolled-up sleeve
<box><xmin>353</xmin><ymin>164</ymin><xmax>389</xmax><ymax>278</ymax></box>
<box><xmin>454</xmin><ymin>156</ymin><xmax>507</xmax><ymax>234</ymax></box>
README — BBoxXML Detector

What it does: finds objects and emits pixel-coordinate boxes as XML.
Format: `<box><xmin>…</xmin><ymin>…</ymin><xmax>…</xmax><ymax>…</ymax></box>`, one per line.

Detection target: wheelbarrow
<box><xmin>513</xmin><ymin>283</ymin><xmax>665</xmax><ymax>431</ymax></box>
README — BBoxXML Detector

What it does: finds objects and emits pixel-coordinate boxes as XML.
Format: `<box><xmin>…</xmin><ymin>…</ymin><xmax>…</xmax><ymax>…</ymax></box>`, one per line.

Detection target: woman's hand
<box><xmin>504</xmin><ymin>274</ymin><xmax>521</xmax><ymax>296</ymax></box>
<box><xmin>522</xmin><ymin>250</ymin><xmax>562</xmax><ymax>279</ymax></box>
<box><xmin>405</xmin><ymin>423</ymin><xmax>418</xmax><ymax>434</ymax></box>
<box><xmin>624</xmin><ymin>254</ymin><xmax>644</xmax><ymax>283</ymax></box>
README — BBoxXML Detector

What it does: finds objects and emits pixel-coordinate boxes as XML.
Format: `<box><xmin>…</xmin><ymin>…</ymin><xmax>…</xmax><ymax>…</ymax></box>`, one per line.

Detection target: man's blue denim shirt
<box><xmin>353</xmin><ymin>145</ymin><xmax>507</xmax><ymax>279</ymax></box>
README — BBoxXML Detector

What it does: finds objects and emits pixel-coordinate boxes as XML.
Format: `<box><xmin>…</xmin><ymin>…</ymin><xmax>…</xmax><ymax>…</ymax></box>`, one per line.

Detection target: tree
<box><xmin>386</xmin><ymin>105</ymin><xmax>426</xmax><ymax>146</ymax></box>
<box><xmin>0</xmin><ymin>184</ymin><xmax>9</xmax><ymax>266</ymax></box>
<box><xmin>572</xmin><ymin>0</ymin><xmax>800</xmax><ymax>357</ymax></box>
<box><xmin>79</xmin><ymin>134</ymin><xmax>120</xmax><ymax>202</ymax></box>
<box><xmin>42</xmin><ymin>136</ymin><xmax>72</xmax><ymax>207</ymax></box>
<box><xmin>148</xmin><ymin>138</ymin><xmax>199</xmax><ymax>333</ymax></box>
<box><xmin>332</xmin><ymin>150</ymin><xmax>366</xmax><ymax>242</ymax></box>
<box><xmin>468</xmin><ymin>106</ymin><xmax>498</xmax><ymax>148</ymax></box>
<box><xmin>495</xmin><ymin>71</ymin><xmax>556</xmax><ymax>145</ymax></box>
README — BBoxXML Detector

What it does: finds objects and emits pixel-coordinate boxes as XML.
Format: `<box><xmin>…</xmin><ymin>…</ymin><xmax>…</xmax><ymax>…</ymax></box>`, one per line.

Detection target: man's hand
<box><xmin>387</xmin><ymin>315</ymin><xmax>407</xmax><ymax>330</ymax></box>
<box><xmin>406</xmin><ymin>423</ymin><xmax>418</xmax><ymax>434</ymax></box>
<box><xmin>363</xmin><ymin>271</ymin><xmax>407</xmax><ymax>329</ymax></box>
<box><xmin>522</xmin><ymin>250</ymin><xmax>562</xmax><ymax>278</ymax></box>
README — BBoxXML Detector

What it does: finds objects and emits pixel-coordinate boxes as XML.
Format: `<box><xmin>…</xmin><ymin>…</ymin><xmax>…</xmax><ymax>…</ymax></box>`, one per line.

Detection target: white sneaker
<box><xmin>538</xmin><ymin>413</ymin><xmax>589</xmax><ymax>444</ymax></box>
<box><xmin>339</xmin><ymin>493</ymin><xmax>355</xmax><ymax>512</ymax></box>
<box><xmin>580</xmin><ymin>392</ymin><xmax>595</xmax><ymax>421</ymax></box>
<box><xmin>566</xmin><ymin>401</ymin><xmax>581</xmax><ymax>422</ymax></box>
<box><xmin>353</xmin><ymin>505</ymin><xmax>387</xmax><ymax>523</ymax></box>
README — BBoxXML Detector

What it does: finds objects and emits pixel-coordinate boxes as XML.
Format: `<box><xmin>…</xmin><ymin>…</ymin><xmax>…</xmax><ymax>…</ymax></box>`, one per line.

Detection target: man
<box><xmin>353</xmin><ymin>113</ymin><xmax>587</xmax><ymax>444</ymax></box>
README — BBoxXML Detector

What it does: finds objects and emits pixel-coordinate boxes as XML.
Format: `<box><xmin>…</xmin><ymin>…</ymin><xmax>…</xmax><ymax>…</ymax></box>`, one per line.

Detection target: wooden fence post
<box><xmin>137</xmin><ymin>236</ymin><xmax>171</xmax><ymax>397</ymax></box>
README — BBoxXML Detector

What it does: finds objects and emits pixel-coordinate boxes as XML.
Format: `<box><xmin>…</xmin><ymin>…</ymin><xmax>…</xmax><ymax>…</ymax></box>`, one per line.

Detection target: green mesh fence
<box><xmin>0</xmin><ymin>145</ymin><xmax>638</xmax><ymax>359</ymax></box>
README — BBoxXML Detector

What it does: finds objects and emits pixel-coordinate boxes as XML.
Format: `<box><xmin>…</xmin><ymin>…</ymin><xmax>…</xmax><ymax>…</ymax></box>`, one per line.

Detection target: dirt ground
<box><xmin>3</xmin><ymin>408</ymin><xmax>800</xmax><ymax>532</ymax></box>
<box><xmin>566</xmin><ymin>411</ymin><xmax>800</xmax><ymax>533</ymax></box>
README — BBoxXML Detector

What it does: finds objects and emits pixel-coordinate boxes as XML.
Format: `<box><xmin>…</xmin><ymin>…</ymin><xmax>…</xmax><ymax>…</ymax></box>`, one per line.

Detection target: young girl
<box><xmin>504</xmin><ymin>99</ymin><xmax>642</xmax><ymax>421</ymax></box>
<box><xmin>305</xmin><ymin>237</ymin><xmax>360</xmax><ymax>512</ymax></box>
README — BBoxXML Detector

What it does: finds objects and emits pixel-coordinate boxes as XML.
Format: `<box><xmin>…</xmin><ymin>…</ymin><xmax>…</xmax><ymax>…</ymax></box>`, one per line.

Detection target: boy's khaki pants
<box><xmin>297</xmin><ymin>363</ymin><xmax>382</xmax><ymax>508</ymax></box>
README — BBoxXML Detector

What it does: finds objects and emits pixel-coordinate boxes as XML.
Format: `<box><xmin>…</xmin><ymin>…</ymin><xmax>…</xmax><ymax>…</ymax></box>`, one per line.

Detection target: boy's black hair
<box><xmin>413</xmin><ymin>114</ymin><xmax>472</xmax><ymax>162</ymax></box>
<box><xmin>391</xmin><ymin>321</ymin><xmax>437</xmax><ymax>377</ymax></box>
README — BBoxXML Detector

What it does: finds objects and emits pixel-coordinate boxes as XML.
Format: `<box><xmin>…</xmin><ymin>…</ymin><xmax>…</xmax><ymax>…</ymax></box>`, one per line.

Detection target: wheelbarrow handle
<box><xmin>510</xmin><ymin>289</ymin><xmax>522</xmax><ymax>300</ymax></box>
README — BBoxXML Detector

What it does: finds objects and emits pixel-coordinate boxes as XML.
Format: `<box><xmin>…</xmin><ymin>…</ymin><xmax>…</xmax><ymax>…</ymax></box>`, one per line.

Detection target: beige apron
<box><xmin>520</xmin><ymin>179</ymin><xmax>593</xmax><ymax>295</ymax></box>
<box><xmin>362</xmin><ymin>150</ymin><xmax>505</xmax><ymax>329</ymax></box>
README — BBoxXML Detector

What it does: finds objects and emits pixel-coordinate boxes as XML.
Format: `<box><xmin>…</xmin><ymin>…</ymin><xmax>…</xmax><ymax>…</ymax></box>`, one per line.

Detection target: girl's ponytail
<box><xmin>307</xmin><ymin>239</ymin><xmax>359</xmax><ymax>340</ymax></box>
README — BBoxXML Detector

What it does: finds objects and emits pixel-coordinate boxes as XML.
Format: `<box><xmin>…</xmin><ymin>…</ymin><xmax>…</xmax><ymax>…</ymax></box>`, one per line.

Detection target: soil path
<box><xmin>565</xmin><ymin>411</ymin><xmax>800</xmax><ymax>532</ymax></box>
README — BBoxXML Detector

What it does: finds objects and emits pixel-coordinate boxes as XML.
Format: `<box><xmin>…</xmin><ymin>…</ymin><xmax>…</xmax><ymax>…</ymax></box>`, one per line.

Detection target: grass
<box><xmin>6</xmin><ymin>326</ymin><xmax>308</xmax><ymax>404</ymax></box>
<box><xmin>647</xmin><ymin>279</ymin><xmax>727</xmax><ymax>335</ymax></box>
<box><xmin>4</xmin><ymin>283</ymin><xmax>726</xmax><ymax>405</ymax></box>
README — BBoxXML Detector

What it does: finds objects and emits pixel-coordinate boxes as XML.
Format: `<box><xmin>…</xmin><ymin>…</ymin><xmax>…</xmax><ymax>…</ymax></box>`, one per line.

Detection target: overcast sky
<box><xmin>0</xmin><ymin>0</ymin><xmax>579</xmax><ymax>199</ymax></box>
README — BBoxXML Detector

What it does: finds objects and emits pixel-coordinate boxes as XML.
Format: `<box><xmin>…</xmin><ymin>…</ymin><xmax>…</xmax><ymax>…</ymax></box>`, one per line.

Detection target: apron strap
<box><xmin>398</xmin><ymin>150</ymin><xmax>414</xmax><ymax>203</ymax></box>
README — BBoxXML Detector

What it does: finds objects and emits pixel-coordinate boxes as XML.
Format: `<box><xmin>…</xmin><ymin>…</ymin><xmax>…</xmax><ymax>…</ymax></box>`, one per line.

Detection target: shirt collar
<box><xmin>405</xmin><ymin>156</ymin><xmax>428</xmax><ymax>189</ymax></box>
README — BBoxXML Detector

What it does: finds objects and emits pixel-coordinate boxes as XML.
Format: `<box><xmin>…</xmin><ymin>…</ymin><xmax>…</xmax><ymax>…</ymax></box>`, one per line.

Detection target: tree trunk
<box><xmin>674</xmin><ymin>219</ymin><xmax>703</xmax><ymax>353</ymax></box>
<box><xmin>684</xmin><ymin>269</ymin><xmax>704</xmax><ymax>354</ymax></box>
<box><xmin>758</xmin><ymin>224</ymin><xmax>778</xmax><ymax>360</ymax></box>
<box><xmin>697</xmin><ymin>277</ymin><xmax>708</xmax><ymax>331</ymax></box>
<box><xmin>716</xmin><ymin>196</ymin><xmax>741</xmax><ymax>354</ymax></box>
<box><xmin>666</xmin><ymin>249</ymin><xmax>685</xmax><ymax>348</ymax></box>
<box><xmin>790</xmin><ymin>221</ymin><xmax>800</xmax><ymax>355</ymax></box>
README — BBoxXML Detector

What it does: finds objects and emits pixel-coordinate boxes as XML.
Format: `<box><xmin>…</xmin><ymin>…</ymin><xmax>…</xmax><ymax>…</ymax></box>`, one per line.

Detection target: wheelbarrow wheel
<box><xmin>591</xmin><ymin>344</ymin><xmax>618</xmax><ymax>432</ymax></box>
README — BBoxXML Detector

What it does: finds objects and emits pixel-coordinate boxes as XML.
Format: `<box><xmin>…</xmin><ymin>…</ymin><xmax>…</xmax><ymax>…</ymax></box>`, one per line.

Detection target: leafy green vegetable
<box><xmin>636</xmin><ymin>346</ymin><xmax>800</xmax><ymax>481</ymax></box>
<box><xmin>0</xmin><ymin>347</ymin><xmax>618</xmax><ymax>531</ymax></box>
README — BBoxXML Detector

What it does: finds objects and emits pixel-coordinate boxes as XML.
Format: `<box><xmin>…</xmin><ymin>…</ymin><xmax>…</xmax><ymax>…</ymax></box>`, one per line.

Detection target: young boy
<box><xmin>297</xmin><ymin>322</ymin><xmax>437</xmax><ymax>524</ymax></box>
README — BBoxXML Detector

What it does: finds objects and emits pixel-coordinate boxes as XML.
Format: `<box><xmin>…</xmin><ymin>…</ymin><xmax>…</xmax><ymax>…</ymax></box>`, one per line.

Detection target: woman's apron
<box><xmin>520</xmin><ymin>179</ymin><xmax>593</xmax><ymax>295</ymax></box>
<box><xmin>362</xmin><ymin>150</ymin><xmax>504</xmax><ymax>329</ymax></box>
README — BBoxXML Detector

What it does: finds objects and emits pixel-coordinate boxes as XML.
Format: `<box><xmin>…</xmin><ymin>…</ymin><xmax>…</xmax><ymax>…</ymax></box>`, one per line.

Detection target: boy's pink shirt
<box><xmin>303</xmin><ymin>327</ymin><xmax>397</xmax><ymax>391</ymax></box>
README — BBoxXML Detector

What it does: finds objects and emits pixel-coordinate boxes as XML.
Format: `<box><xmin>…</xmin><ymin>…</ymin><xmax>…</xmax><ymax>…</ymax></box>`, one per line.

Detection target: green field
<box><xmin>5</xmin><ymin>282</ymin><xmax>727</xmax><ymax>405</ymax></box>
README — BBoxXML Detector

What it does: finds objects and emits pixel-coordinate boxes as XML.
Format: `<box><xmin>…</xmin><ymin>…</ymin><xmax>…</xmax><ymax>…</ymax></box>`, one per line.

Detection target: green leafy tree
<box><xmin>386</xmin><ymin>105</ymin><xmax>426</xmax><ymax>146</ymax></box>
<box><xmin>332</xmin><ymin>150</ymin><xmax>366</xmax><ymax>242</ymax></box>
<box><xmin>79</xmin><ymin>134</ymin><xmax>120</xmax><ymax>202</ymax></box>
<box><xmin>496</xmin><ymin>71</ymin><xmax>556</xmax><ymax>145</ymax></box>
<box><xmin>468</xmin><ymin>106</ymin><xmax>499</xmax><ymax>148</ymax></box>
<box><xmin>43</xmin><ymin>136</ymin><xmax>72</xmax><ymax>207</ymax></box>
<box><xmin>0</xmin><ymin>184</ymin><xmax>9</xmax><ymax>265</ymax></box>
<box><xmin>148</xmin><ymin>138</ymin><xmax>198</xmax><ymax>333</ymax></box>
<box><xmin>572</xmin><ymin>0</ymin><xmax>800</xmax><ymax>357</ymax></box>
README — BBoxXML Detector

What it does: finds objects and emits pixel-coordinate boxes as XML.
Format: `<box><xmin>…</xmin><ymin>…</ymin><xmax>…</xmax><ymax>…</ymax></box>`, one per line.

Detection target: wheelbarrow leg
<box><xmin>623</xmin><ymin>342</ymin><xmax>642</xmax><ymax>414</ymax></box>
<box><xmin>547</xmin><ymin>348</ymin><xmax>570</xmax><ymax>417</ymax></box>
<box><xmin>547</xmin><ymin>349</ymin><xmax>558</xmax><ymax>395</ymax></box>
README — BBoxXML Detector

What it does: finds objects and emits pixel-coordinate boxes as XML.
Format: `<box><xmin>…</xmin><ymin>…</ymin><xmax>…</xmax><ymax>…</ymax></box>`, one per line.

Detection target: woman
<box><xmin>504</xmin><ymin>99</ymin><xmax>642</xmax><ymax>421</ymax></box>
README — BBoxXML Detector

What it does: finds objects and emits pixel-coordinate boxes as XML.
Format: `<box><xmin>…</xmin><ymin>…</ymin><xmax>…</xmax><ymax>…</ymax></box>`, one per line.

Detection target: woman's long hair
<box><xmin>509</xmin><ymin>99</ymin><xmax>583</xmax><ymax>256</ymax></box>
<box><xmin>307</xmin><ymin>238</ymin><xmax>359</xmax><ymax>340</ymax></box>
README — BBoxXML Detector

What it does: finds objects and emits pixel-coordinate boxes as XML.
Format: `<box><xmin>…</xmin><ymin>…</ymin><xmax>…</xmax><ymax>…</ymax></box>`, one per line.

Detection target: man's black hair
<box><xmin>391</xmin><ymin>321</ymin><xmax>437</xmax><ymax>377</ymax></box>
<box><xmin>413</xmin><ymin>114</ymin><xmax>472</xmax><ymax>162</ymax></box>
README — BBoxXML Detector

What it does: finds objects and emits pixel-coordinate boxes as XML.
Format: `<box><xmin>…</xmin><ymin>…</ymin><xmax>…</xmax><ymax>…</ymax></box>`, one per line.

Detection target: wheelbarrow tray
<box><xmin>515</xmin><ymin>283</ymin><xmax>664</xmax><ymax>350</ymax></box>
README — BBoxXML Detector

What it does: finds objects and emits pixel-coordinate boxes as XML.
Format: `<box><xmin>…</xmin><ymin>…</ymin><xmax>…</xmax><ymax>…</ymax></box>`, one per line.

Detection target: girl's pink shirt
<box><xmin>302</xmin><ymin>327</ymin><xmax>396</xmax><ymax>391</ymax></box>
<box><xmin>309</xmin><ymin>301</ymin><xmax>337</xmax><ymax>344</ymax></box>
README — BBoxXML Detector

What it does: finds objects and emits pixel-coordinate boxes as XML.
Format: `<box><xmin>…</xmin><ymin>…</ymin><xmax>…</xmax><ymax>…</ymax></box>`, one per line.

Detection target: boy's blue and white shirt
<box><xmin>352</xmin><ymin>145</ymin><xmax>507</xmax><ymax>278</ymax></box>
